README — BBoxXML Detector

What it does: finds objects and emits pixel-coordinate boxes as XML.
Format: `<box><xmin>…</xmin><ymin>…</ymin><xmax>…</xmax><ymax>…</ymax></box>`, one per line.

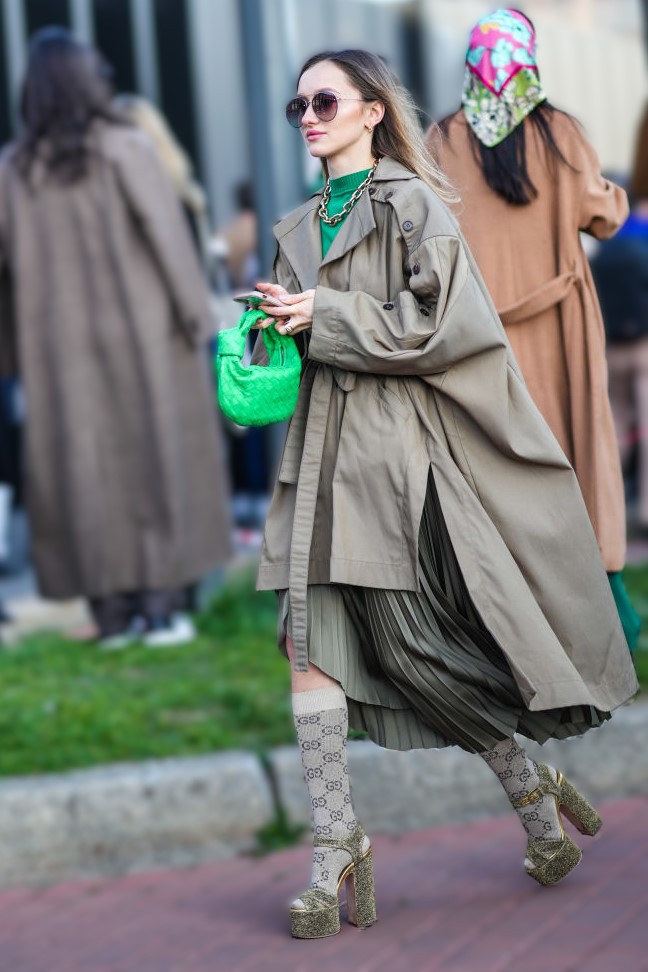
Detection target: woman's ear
<box><xmin>368</xmin><ymin>101</ymin><xmax>385</xmax><ymax>129</ymax></box>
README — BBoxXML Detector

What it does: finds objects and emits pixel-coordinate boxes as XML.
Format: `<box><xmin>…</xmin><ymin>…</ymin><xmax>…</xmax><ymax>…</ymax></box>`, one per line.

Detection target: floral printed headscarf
<box><xmin>461</xmin><ymin>9</ymin><xmax>547</xmax><ymax>147</ymax></box>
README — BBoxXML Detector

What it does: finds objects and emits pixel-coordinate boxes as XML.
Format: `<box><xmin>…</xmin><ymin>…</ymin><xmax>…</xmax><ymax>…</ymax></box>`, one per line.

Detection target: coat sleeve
<box><xmin>308</xmin><ymin>232</ymin><xmax>506</xmax><ymax>375</ymax></box>
<box><xmin>572</xmin><ymin>122</ymin><xmax>629</xmax><ymax>239</ymax></box>
<box><xmin>113</xmin><ymin>131</ymin><xmax>215</xmax><ymax>346</ymax></box>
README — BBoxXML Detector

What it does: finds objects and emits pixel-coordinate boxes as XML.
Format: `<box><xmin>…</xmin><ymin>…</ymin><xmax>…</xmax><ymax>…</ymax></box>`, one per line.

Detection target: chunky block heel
<box><xmin>346</xmin><ymin>848</ymin><xmax>377</xmax><ymax>927</ymax></box>
<box><xmin>511</xmin><ymin>763</ymin><xmax>602</xmax><ymax>887</ymax></box>
<box><xmin>557</xmin><ymin>772</ymin><xmax>602</xmax><ymax>837</ymax></box>
<box><xmin>290</xmin><ymin>824</ymin><xmax>377</xmax><ymax>939</ymax></box>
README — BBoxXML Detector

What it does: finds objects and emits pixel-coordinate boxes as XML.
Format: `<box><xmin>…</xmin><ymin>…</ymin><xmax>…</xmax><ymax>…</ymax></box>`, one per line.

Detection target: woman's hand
<box><xmin>255</xmin><ymin>281</ymin><xmax>314</xmax><ymax>336</ymax></box>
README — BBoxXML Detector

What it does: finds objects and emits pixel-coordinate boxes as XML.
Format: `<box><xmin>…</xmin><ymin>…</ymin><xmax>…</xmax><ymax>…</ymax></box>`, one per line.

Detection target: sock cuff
<box><xmin>292</xmin><ymin>685</ymin><xmax>347</xmax><ymax>716</ymax></box>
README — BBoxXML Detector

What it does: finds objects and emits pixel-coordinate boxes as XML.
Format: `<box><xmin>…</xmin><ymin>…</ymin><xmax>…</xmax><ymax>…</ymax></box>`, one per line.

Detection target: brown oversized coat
<box><xmin>0</xmin><ymin>122</ymin><xmax>231</xmax><ymax>599</ymax></box>
<box><xmin>427</xmin><ymin>111</ymin><xmax>628</xmax><ymax>571</ymax></box>
<box><xmin>257</xmin><ymin>157</ymin><xmax>637</xmax><ymax>715</ymax></box>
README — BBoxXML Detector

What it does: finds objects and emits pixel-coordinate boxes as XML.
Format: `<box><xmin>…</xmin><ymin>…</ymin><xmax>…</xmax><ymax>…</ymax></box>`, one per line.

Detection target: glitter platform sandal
<box><xmin>290</xmin><ymin>824</ymin><xmax>377</xmax><ymax>939</ymax></box>
<box><xmin>511</xmin><ymin>763</ymin><xmax>602</xmax><ymax>887</ymax></box>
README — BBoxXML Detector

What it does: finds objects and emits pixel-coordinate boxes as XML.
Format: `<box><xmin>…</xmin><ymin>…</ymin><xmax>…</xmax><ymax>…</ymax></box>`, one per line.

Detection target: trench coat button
<box><xmin>385</xmin><ymin>190</ymin><xmax>393</xmax><ymax>199</ymax></box>
<box><xmin>402</xmin><ymin>219</ymin><xmax>413</xmax><ymax>231</ymax></box>
<box><xmin>412</xmin><ymin>263</ymin><xmax>421</xmax><ymax>275</ymax></box>
<box><xmin>420</xmin><ymin>306</ymin><xmax>430</xmax><ymax>317</ymax></box>
<box><xmin>383</xmin><ymin>302</ymin><xmax>394</xmax><ymax>310</ymax></box>
<box><xmin>368</xmin><ymin>186</ymin><xmax>376</xmax><ymax>196</ymax></box>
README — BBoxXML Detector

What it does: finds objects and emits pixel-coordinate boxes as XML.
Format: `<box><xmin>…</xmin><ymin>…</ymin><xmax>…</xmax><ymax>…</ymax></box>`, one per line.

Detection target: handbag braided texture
<box><xmin>215</xmin><ymin>308</ymin><xmax>302</xmax><ymax>427</ymax></box>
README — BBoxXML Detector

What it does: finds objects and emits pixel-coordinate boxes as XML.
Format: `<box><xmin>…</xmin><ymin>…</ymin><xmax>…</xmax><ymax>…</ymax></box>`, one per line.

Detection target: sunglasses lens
<box><xmin>286</xmin><ymin>98</ymin><xmax>306</xmax><ymax>128</ymax></box>
<box><xmin>312</xmin><ymin>91</ymin><xmax>338</xmax><ymax>121</ymax></box>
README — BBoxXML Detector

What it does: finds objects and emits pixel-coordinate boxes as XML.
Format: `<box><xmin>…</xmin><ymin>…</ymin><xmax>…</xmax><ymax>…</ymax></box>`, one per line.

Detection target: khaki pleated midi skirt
<box><xmin>279</xmin><ymin>474</ymin><xmax>609</xmax><ymax>754</ymax></box>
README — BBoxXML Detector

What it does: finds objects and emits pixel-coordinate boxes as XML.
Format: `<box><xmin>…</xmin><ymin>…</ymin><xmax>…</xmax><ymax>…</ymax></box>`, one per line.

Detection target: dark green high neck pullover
<box><xmin>320</xmin><ymin>167</ymin><xmax>372</xmax><ymax>258</ymax></box>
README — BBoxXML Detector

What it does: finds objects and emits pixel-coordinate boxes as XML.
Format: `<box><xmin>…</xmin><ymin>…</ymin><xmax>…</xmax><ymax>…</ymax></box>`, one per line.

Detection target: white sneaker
<box><xmin>99</xmin><ymin>616</ymin><xmax>147</xmax><ymax>651</ymax></box>
<box><xmin>143</xmin><ymin>613</ymin><xmax>197</xmax><ymax>648</ymax></box>
<box><xmin>99</xmin><ymin>630</ymin><xmax>136</xmax><ymax>651</ymax></box>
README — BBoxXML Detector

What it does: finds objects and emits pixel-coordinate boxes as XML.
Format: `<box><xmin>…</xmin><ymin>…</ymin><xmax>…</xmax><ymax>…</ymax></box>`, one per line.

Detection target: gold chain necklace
<box><xmin>318</xmin><ymin>158</ymin><xmax>379</xmax><ymax>227</ymax></box>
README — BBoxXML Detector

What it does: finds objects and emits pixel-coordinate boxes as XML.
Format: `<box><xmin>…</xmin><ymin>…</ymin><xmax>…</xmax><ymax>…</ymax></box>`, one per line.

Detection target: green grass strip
<box><xmin>0</xmin><ymin>566</ymin><xmax>645</xmax><ymax>778</ymax></box>
<box><xmin>0</xmin><ymin>569</ymin><xmax>292</xmax><ymax>777</ymax></box>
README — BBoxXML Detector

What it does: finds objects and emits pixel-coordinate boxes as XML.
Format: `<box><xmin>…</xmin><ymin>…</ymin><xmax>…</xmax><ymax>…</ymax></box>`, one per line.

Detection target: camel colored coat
<box><xmin>0</xmin><ymin>123</ymin><xmax>231</xmax><ymax>599</ymax></box>
<box><xmin>255</xmin><ymin>157</ymin><xmax>637</xmax><ymax>715</ymax></box>
<box><xmin>427</xmin><ymin>111</ymin><xmax>628</xmax><ymax>571</ymax></box>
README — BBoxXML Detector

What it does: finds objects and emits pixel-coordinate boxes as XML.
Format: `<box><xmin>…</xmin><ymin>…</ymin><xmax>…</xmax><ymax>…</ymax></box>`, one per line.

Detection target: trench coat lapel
<box><xmin>274</xmin><ymin>198</ymin><xmax>321</xmax><ymax>291</ymax></box>
<box><xmin>315</xmin><ymin>155</ymin><xmax>415</xmax><ymax>268</ymax></box>
<box><xmin>319</xmin><ymin>187</ymin><xmax>376</xmax><ymax>268</ymax></box>
<box><xmin>274</xmin><ymin>157</ymin><xmax>415</xmax><ymax>288</ymax></box>
<box><xmin>275</xmin><ymin>177</ymin><xmax>380</xmax><ymax>285</ymax></box>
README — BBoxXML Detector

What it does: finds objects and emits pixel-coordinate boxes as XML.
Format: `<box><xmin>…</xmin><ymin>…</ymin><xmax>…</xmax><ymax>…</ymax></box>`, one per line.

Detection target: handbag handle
<box><xmin>237</xmin><ymin>308</ymin><xmax>267</xmax><ymax>337</ymax></box>
<box><xmin>218</xmin><ymin>307</ymin><xmax>292</xmax><ymax>359</ymax></box>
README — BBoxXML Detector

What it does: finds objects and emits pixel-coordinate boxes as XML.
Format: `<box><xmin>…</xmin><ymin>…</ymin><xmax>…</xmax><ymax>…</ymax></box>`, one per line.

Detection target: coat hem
<box><xmin>524</xmin><ymin>676</ymin><xmax>638</xmax><ymax>713</ymax></box>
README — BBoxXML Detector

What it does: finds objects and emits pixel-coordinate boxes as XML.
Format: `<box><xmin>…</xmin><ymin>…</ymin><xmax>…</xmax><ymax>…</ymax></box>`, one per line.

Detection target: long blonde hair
<box><xmin>114</xmin><ymin>94</ymin><xmax>206</xmax><ymax>214</ymax></box>
<box><xmin>297</xmin><ymin>49</ymin><xmax>457</xmax><ymax>204</ymax></box>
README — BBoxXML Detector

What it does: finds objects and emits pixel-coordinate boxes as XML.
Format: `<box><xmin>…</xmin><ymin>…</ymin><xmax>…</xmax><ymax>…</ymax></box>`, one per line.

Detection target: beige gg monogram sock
<box><xmin>480</xmin><ymin>738</ymin><xmax>562</xmax><ymax>841</ymax></box>
<box><xmin>292</xmin><ymin>685</ymin><xmax>357</xmax><ymax>898</ymax></box>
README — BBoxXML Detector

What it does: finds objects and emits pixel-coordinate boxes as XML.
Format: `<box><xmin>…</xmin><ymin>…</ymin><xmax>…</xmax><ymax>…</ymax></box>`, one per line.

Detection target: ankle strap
<box><xmin>510</xmin><ymin>786</ymin><xmax>543</xmax><ymax>809</ymax></box>
<box><xmin>509</xmin><ymin>763</ymin><xmax>561</xmax><ymax>809</ymax></box>
<box><xmin>314</xmin><ymin>823</ymin><xmax>367</xmax><ymax>861</ymax></box>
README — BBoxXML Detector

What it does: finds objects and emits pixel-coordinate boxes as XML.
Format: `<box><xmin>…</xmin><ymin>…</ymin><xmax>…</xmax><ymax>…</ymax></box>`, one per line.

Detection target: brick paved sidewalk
<box><xmin>2</xmin><ymin>796</ymin><xmax>646</xmax><ymax>972</ymax></box>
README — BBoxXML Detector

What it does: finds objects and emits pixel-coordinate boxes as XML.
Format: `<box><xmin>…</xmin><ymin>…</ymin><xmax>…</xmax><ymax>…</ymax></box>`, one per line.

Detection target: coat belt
<box><xmin>498</xmin><ymin>270</ymin><xmax>579</xmax><ymax>327</ymax></box>
<box><xmin>287</xmin><ymin>365</ymin><xmax>334</xmax><ymax>671</ymax></box>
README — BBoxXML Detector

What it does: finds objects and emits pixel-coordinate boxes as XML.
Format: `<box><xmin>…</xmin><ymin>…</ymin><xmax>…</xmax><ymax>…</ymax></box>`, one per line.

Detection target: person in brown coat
<box><xmin>426</xmin><ymin>9</ymin><xmax>638</xmax><ymax>649</ymax></box>
<box><xmin>247</xmin><ymin>48</ymin><xmax>637</xmax><ymax>940</ymax></box>
<box><xmin>0</xmin><ymin>29</ymin><xmax>231</xmax><ymax>647</ymax></box>
<box><xmin>630</xmin><ymin>102</ymin><xmax>648</xmax><ymax>202</ymax></box>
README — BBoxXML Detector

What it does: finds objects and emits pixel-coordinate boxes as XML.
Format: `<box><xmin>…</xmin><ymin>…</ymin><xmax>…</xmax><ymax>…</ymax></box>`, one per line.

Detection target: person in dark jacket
<box><xmin>592</xmin><ymin>204</ymin><xmax>648</xmax><ymax>541</ymax></box>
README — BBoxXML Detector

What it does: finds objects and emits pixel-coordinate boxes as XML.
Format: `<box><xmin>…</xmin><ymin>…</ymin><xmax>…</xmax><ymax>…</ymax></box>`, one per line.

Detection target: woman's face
<box><xmin>295</xmin><ymin>61</ymin><xmax>382</xmax><ymax>165</ymax></box>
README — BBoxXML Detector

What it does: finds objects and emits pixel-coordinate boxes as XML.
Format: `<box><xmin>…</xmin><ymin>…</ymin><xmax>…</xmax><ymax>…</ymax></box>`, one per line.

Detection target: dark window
<box><xmin>0</xmin><ymin>12</ymin><xmax>11</xmax><ymax>145</ymax></box>
<box><xmin>93</xmin><ymin>0</ymin><xmax>136</xmax><ymax>93</ymax></box>
<box><xmin>153</xmin><ymin>0</ymin><xmax>200</xmax><ymax>176</ymax></box>
<box><xmin>399</xmin><ymin>4</ymin><xmax>428</xmax><ymax>120</ymax></box>
<box><xmin>25</xmin><ymin>0</ymin><xmax>71</xmax><ymax>34</ymax></box>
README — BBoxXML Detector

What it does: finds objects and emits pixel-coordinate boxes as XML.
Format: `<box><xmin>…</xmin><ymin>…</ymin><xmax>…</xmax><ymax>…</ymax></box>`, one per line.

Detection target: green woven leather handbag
<box><xmin>215</xmin><ymin>308</ymin><xmax>302</xmax><ymax>426</ymax></box>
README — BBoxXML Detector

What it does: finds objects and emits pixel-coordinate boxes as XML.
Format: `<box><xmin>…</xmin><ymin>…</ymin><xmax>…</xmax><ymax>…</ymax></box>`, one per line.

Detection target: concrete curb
<box><xmin>271</xmin><ymin>702</ymin><xmax>648</xmax><ymax>834</ymax></box>
<box><xmin>0</xmin><ymin>751</ymin><xmax>274</xmax><ymax>888</ymax></box>
<box><xmin>0</xmin><ymin>702</ymin><xmax>646</xmax><ymax>889</ymax></box>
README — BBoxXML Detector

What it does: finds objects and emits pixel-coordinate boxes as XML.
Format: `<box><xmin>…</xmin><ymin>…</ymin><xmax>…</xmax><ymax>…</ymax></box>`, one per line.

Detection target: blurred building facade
<box><xmin>0</xmin><ymin>0</ymin><xmax>645</xmax><ymax>266</ymax></box>
<box><xmin>0</xmin><ymin>0</ymin><xmax>426</xmax><ymax>275</ymax></box>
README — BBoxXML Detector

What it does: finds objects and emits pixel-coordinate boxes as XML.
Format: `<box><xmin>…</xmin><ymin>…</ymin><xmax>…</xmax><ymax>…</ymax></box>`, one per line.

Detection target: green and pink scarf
<box><xmin>462</xmin><ymin>8</ymin><xmax>547</xmax><ymax>147</ymax></box>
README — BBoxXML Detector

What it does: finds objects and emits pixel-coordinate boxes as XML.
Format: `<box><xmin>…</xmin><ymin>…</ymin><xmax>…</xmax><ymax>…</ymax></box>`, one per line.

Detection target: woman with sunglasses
<box><xmin>253</xmin><ymin>49</ymin><xmax>637</xmax><ymax>940</ymax></box>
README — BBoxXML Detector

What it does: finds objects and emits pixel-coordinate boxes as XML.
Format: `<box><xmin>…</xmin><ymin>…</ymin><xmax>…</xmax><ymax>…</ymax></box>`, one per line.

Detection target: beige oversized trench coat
<box><xmin>257</xmin><ymin>157</ymin><xmax>637</xmax><ymax>714</ymax></box>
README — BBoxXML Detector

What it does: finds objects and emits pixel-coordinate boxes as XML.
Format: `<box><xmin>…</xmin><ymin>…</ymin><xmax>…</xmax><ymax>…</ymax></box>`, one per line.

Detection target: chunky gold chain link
<box><xmin>318</xmin><ymin>158</ymin><xmax>379</xmax><ymax>227</ymax></box>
